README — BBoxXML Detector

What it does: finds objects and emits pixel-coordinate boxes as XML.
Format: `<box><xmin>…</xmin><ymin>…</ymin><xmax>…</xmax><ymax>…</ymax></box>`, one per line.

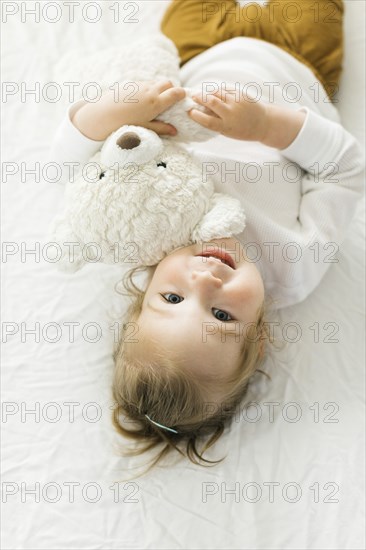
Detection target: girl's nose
<box><xmin>191</xmin><ymin>270</ymin><xmax>223</xmax><ymax>293</ymax></box>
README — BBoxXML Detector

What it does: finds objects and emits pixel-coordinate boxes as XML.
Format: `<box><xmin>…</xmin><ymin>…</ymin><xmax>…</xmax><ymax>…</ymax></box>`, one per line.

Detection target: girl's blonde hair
<box><xmin>111</xmin><ymin>264</ymin><xmax>275</xmax><ymax>475</ymax></box>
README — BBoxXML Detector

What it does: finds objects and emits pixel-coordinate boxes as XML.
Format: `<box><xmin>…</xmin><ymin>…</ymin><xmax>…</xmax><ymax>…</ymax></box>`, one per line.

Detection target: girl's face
<box><xmin>137</xmin><ymin>238</ymin><xmax>265</xmax><ymax>388</ymax></box>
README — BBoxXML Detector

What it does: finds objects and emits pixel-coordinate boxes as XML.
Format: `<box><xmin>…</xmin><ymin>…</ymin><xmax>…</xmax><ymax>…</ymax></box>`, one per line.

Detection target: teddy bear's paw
<box><xmin>191</xmin><ymin>193</ymin><xmax>246</xmax><ymax>242</ymax></box>
<box><xmin>49</xmin><ymin>218</ymin><xmax>87</xmax><ymax>273</ymax></box>
<box><xmin>120</xmin><ymin>33</ymin><xmax>181</xmax><ymax>84</ymax></box>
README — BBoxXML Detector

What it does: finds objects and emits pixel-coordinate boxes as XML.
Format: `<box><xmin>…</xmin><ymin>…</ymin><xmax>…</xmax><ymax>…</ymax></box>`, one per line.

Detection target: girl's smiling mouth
<box><xmin>196</xmin><ymin>247</ymin><xmax>236</xmax><ymax>270</ymax></box>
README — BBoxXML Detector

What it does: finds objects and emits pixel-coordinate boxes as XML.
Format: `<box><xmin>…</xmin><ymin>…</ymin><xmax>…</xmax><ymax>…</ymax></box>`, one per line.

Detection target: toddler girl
<box><xmin>51</xmin><ymin>0</ymin><xmax>365</xmax><ymax>471</ymax></box>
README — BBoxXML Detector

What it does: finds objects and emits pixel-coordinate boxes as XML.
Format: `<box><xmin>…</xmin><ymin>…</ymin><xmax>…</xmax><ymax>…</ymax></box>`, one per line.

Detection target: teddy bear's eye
<box><xmin>156</xmin><ymin>161</ymin><xmax>167</xmax><ymax>168</ymax></box>
<box><xmin>99</xmin><ymin>171</ymin><xmax>106</xmax><ymax>180</ymax></box>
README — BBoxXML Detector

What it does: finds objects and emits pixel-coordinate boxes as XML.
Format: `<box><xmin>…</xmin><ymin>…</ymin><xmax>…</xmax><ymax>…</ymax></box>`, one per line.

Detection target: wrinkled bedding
<box><xmin>1</xmin><ymin>1</ymin><xmax>365</xmax><ymax>548</ymax></box>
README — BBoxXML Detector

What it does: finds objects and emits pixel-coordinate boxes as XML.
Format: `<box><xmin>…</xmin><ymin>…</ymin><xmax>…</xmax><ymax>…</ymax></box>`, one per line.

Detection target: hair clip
<box><xmin>144</xmin><ymin>414</ymin><xmax>178</xmax><ymax>434</ymax></box>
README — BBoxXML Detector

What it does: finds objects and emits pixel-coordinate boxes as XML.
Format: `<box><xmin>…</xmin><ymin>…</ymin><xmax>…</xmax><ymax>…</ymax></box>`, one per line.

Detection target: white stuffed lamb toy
<box><xmin>51</xmin><ymin>34</ymin><xmax>246</xmax><ymax>271</ymax></box>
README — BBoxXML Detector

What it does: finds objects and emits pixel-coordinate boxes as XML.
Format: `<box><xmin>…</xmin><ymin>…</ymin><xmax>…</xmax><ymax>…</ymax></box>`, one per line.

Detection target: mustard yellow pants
<box><xmin>161</xmin><ymin>0</ymin><xmax>344</xmax><ymax>101</ymax></box>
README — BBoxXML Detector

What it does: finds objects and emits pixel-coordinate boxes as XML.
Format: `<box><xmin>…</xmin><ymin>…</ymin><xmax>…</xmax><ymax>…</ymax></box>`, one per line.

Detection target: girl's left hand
<box><xmin>72</xmin><ymin>80</ymin><xmax>186</xmax><ymax>141</ymax></box>
<box><xmin>117</xmin><ymin>80</ymin><xmax>187</xmax><ymax>136</ymax></box>
<box><xmin>188</xmin><ymin>88</ymin><xmax>269</xmax><ymax>142</ymax></box>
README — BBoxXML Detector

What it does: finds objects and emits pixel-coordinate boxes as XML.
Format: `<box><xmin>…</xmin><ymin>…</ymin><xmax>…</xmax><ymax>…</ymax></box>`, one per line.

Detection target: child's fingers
<box><xmin>191</xmin><ymin>93</ymin><xmax>227</xmax><ymax>117</ymax></box>
<box><xmin>144</xmin><ymin>120</ymin><xmax>177</xmax><ymax>136</ymax></box>
<box><xmin>158</xmin><ymin>86</ymin><xmax>186</xmax><ymax>111</ymax></box>
<box><xmin>188</xmin><ymin>108</ymin><xmax>222</xmax><ymax>132</ymax></box>
<box><xmin>154</xmin><ymin>79</ymin><xmax>175</xmax><ymax>93</ymax></box>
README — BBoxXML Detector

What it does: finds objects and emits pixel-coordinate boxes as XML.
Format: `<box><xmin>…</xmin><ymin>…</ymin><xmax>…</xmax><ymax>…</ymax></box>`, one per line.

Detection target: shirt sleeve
<box><xmin>277</xmin><ymin>106</ymin><xmax>365</xmax><ymax>307</ymax></box>
<box><xmin>49</xmin><ymin>100</ymin><xmax>105</xmax><ymax>184</ymax></box>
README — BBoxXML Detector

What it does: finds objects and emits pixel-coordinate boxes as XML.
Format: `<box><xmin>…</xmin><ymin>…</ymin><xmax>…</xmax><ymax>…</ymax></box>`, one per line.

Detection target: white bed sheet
<box><xmin>1</xmin><ymin>1</ymin><xmax>365</xmax><ymax>549</ymax></box>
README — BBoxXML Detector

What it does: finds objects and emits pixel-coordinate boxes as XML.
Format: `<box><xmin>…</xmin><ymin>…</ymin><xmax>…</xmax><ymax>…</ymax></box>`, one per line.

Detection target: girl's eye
<box><xmin>157</xmin><ymin>161</ymin><xmax>167</xmax><ymax>168</ymax></box>
<box><xmin>212</xmin><ymin>308</ymin><xmax>233</xmax><ymax>322</ymax></box>
<box><xmin>161</xmin><ymin>294</ymin><xmax>234</xmax><ymax>321</ymax></box>
<box><xmin>161</xmin><ymin>293</ymin><xmax>183</xmax><ymax>304</ymax></box>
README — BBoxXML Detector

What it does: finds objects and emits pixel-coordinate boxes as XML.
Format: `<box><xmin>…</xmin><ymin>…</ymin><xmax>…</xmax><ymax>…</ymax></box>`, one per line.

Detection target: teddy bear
<box><xmin>50</xmin><ymin>34</ymin><xmax>246</xmax><ymax>272</ymax></box>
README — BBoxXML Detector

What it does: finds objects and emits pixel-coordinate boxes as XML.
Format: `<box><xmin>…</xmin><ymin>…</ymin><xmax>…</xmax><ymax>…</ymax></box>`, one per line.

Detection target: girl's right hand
<box><xmin>72</xmin><ymin>80</ymin><xmax>186</xmax><ymax>141</ymax></box>
<box><xmin>188</xmin><ymin>88</ymin><xmax>307</xmax><ymax>149</ymax></box>
<box><xmin>187</xmin><ymin>88</ymin><xmax>268</xmax><ymax>142</ymax></box>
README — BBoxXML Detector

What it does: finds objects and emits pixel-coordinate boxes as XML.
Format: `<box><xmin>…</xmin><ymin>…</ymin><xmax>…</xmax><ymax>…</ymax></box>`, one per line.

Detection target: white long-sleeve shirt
<box><xmin>50</xmin><ymin>37</ymin><xmax>365</xmax><ymax>310</ymax></box>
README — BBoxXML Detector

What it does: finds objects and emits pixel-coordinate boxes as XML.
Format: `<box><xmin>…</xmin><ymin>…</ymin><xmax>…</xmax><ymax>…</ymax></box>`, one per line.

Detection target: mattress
<box><xmin>1</xmin><ymin>1</ymin><xmax>365</xmax><ymax>548</ymax></box>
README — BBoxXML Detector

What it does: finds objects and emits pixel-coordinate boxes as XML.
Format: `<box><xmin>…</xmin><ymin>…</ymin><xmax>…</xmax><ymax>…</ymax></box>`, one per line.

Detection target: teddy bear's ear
<box><xmin>49</xmin><ymin>216</ymin><xmax>86</xmax><ymax>273</ymax></box>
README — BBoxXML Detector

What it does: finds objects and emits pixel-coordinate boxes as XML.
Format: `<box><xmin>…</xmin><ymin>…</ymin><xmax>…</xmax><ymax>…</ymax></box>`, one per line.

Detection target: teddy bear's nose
<box><xmin>116</xmin><ymin>132</ymin><xmax>141</xmax><ymax>150</ymax></box>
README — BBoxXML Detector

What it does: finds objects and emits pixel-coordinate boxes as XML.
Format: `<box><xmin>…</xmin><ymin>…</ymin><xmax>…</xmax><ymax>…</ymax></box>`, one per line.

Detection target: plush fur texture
<box><xmin>51</xmin><ymin>34</ymin><xmax>246</xmax><ymax>272</ymax></box>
